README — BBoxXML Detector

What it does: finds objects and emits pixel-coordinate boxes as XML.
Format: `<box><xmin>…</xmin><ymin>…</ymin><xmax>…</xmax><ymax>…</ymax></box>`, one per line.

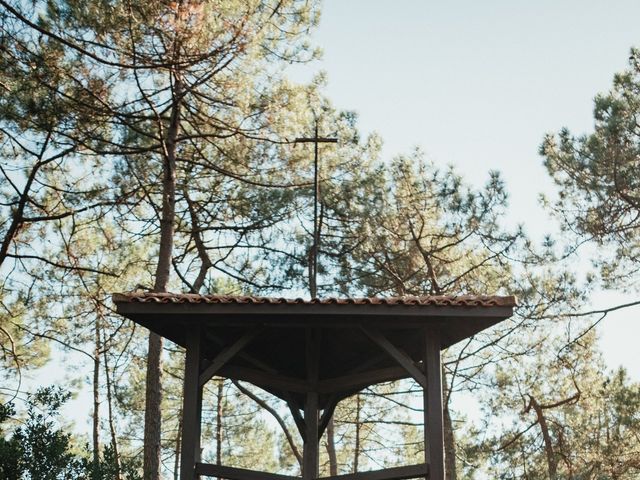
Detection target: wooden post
<box><xmin>303</xmin><ymin>328</ymin><xmax>320</xmax><ymax>480</ymax></box>
<box><xmin>181</xmin><ymin>326</ymin><xmax>203</xmax><ymax>480</ymax></box>
<box><xmin>424</xmin><ymin>329</ymin><xmax>444</xmax><ymax>480</ymax></box>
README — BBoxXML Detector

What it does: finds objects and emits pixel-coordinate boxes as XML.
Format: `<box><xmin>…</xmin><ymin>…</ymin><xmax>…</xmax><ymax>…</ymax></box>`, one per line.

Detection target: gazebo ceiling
<box><xmin>113</xmin><ymin>292</ymin><xmax>516</xmax><ymax>409</ymax></box>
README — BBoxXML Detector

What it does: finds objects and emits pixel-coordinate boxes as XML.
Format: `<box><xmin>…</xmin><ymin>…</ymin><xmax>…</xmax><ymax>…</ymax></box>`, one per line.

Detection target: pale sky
<box><xmin>292</xmin><ymin>0</ymin><xmax>640</xmax><ymax>379</ymax></box>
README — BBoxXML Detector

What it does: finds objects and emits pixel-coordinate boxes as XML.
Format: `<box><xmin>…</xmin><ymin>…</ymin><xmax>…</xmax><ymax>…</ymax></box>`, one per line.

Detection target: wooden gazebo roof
<box><xmin>114</xmin><ymin>292</ymin><xmax>516</xmax><ymax>480</ymax></box>
<box><xmin>113</xmin><ymin>292</ymin><xmax>516</xmax><ymax>410</ymax></box>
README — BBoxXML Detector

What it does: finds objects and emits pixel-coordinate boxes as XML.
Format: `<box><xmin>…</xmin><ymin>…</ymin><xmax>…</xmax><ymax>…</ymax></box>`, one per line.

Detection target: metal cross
<box><xmin>294</xmin><ymin>120</ymin><xmax>337</xmax><ymax>298</ymax></box>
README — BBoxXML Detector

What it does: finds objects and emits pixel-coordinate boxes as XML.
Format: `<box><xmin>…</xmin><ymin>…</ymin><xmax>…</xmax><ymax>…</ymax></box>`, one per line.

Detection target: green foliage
<box><xmin>542</xmin><ymin>48</ymin><xmax>640</xmax><ymax>289</ymax></box>
<box><xmin>462</xmin><ymin>333</ymin><xmax>640</xmax><ymax>479</ymax></box>
<box><xmin>3</xmin><ymin>1</ymin><xmax>640</xmax><ymax>478</ymax></box>
<box><xmin>0</xmin><ymin>387</ymin><xmax>142</xmax><ymax>480</ymax></box>
<box><xmin>534</xmin><ymin>47</ymin><xmax>640</xmax><ymax>477</ymax></box>
<box><xmin>206</xmin><ymin>382</ymin><xmax>279</xmax><ymax>471</ymax></box>
<box><xmin>0</xmin><ymin>401</ymin><xmax>21</xmax><ymax>479</ymax></box>
<box><xmin>86</xmin><ymin>445</ymin><xmax>142</xmax><ymax>480</ymax></box>
<box><xmin>335</xmin><ymin>150</ymin><xmax>519</xmax><ymax>297</ymax></box>
<box><xmin>0</xmin><ymin>387</ymin><xmax>83</xmax><ymax>480</ymax></box>
<box><xmin>1</xmin><ymin>0</ymin><xmax>336</xmax><ymax>474</ymax></box>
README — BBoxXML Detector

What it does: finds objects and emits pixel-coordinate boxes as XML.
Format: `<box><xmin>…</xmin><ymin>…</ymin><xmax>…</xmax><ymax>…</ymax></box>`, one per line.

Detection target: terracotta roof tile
<box><xmin>112</xmin><ymin>292</ymin><xmax>517</xmax><ymax>308</ymax></box>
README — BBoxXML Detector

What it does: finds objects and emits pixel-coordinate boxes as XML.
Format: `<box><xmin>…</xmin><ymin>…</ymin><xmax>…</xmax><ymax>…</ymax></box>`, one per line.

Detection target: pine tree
<box><xmin>542</xmin><ymin>48</ymin><xmax>640</xmax><ymax>291</ymax></box>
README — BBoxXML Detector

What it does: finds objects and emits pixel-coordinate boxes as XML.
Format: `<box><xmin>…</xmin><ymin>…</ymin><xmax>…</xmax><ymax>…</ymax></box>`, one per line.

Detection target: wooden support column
<box><xmin>424</xmin><ymin>329</ymin><xmax>444</xmax><ymax>480</ymax></box>
<box><xmin>181</xmin><ymin>326</ymin><xmax>203</xmax><ymax>480</ymax></box>
<box><xmin>303</xmin><ymin>328</ymin><xmax>320</xmax><ymax>480</ymax></box>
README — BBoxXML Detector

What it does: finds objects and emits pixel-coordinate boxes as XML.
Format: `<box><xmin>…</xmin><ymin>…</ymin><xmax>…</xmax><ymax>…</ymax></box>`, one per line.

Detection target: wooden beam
<box><xmin>360</xmin><ymin>327</ymin><xmax>427</xmax><ymax>389</ymax></box>
<box><xmin>288</xmin><ymin>400</ymin><xmax>307</xmax><ymax>441</ymax></box>
<box><xmin>317</xmin><ymin>366</ymin><xmax>408</xmax><ymax>394</ymax></box>
<box><xmin>318</xmin><ymin>397</ymin><xmax>339</xmax><ymax>440</ymax></box>
<box><xmin>303</xmin><ymin>328</ymin><xmax>320</xmax><ymax>480</ymax></box>
<box><xmin>318</xmin><ymin>463</ymin><xmax>428</xmax><ymax>480</ymax></box>
<box><xmin>207</xmin><ymin>333</ymin><xmax>277</xmax><ymax>374</ymax></box>
<box><xmin>180</xmin><ymin>327</ymin><xmax>202</xmax><ymax>480</ymax></box>
<box><xmin>195</xmin><ymin>463</ymin><xmax>298</xmax><ymax>480</ymax></box>
<box><xmin>342</xmin><ymin>352</ymin><xmax>389</xmax><ymax>376</ymax></box>
<box><xmin>218</xmin><ymin>365</ymin><xmax>312</xmax><ymax>393</ymax></box>
<box><xmin>207</xmin><ymin>333</ymin><xmax>308</xmax><ymax>416</ymax></box>
<box><xmin>199</xmin><ymin>328</ymin><xmax>263</xmax><ymax>387</ymax></box>
<box><xmin>424</xmin><ymin>329</ymin><xmax>444</xmax><ymax>480</ymax></box>
<box><xmin>116</xmin><ymin>300</ymin><xmax>514</xmax><ymax>322</ymax></box>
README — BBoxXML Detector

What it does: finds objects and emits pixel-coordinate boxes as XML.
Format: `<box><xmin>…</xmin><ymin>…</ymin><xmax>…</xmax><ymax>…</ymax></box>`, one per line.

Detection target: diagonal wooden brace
<box><xmin>287</xmin><ymin>400</ymin><xmax>307</xmax><ymax>442</ymax></box>
<box><xmin>199</xmin><ymin>328</ymin><xmax>263</xmax><ymax>387</ymax></box>
<box><xmin>360</xmin><ymin>326</ymin><xmax>427</xmax><ymax>389</ymax></box>
<box><xmin>318</xmin><ymin>397</ymin><xmax>339</xmax><ymax>440</ymax></box>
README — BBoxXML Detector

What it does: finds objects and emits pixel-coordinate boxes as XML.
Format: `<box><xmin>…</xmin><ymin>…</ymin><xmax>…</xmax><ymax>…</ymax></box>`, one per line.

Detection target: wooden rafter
<box><xmin>218</xmin><ymin>365</ymin><xmax>312</xmax><ymax>393</ymax></box>
<box><xmin>199</xmin><ymin>328</ymin><xmax>263</xmax><ymax>387</ymax></box>
<box><xmin>318</xmin><ymin>366</ymin><xmax>407</xmax><ymax>394</ymax></box>
<box><xmin>360</xmin><ymin>327</ymin><xmax>427</xmax><ymax>388</ymax></box>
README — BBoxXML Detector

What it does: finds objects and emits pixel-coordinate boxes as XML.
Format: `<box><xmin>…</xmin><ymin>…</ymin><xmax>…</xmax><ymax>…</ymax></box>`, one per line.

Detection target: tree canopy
<box><xmin>1</xmin><ymin>2</ymin><xmax>640</xmax><ymax>480</ymax></box>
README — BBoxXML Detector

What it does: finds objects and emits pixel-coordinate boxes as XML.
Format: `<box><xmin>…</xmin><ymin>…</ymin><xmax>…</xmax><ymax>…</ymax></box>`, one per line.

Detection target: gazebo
<box><xmin>113</xmin><ymin>292</ymin><xmax>516</xmax><ymax>480</ymax></box>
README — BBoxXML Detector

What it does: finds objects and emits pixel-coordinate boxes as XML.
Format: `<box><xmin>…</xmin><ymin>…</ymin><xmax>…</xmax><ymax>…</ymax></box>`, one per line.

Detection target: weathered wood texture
<box><xmin>303</xmin><ymin>328</ymin><xmax>320</xmax><ymax>480</ymax></box>
<box><xmin>361</xmin><ymin>327</ymin><xmax>427</xmax><ymax>388</ymax></box>
<box><xmin>319</xmin><ymin>463</ymin><xmax>428</xmax><ymax>480</ymax></box>
<box><xmin>196</xmin><ymin>463</ymin><xmax>298</xmax><ymax>480</ymax></box>
<box><xmin>180</xmin><ymin>327</ymin><xmax>203</xmax><ymax>480</ymax></box>
<box><xmin>424</xmin><ymin>330</ymin><xmax>444</xmax><ymax>480</ymax></box>
<box><xmin>199</xmin><ymin>328</ymin><xmax>263</xmax><ymax>386</ymax></box>
<box><xmin>195</xmin><ymin>462</ymin><xmax>428</xmax><ymax>480</ymax></box>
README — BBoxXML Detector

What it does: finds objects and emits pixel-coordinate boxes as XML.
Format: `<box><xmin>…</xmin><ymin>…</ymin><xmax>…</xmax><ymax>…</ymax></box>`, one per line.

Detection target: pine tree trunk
<box><xmin>143</xmin><ymin>72</ymin><xmax>182</xmax><ymax>480</ymax></box>
<box><xmin>103</xmin><ymin>337</ymin><xmax>122</xmax><ymax>480</ymax></box>
<box><xmin>443</xmin><ymin>401</ymin><xmax>457</xmax><ymax>480</ymax></box>
<box><xmin>93</xmin><ymin>318</ymin><xmax>101</xmax><ymax>473</ymax></box>
<box><xmin>326</xmin><ymin>416</ymin><xmax>337</xmax><ymax>475</ymax></box>
<box><xmin>353</xmin><ymin>394</ymin><xmax>361</xmax><ymax>473</ymax></box>
<box><xmin>216</xmin><ymin>380</ymin><xmax>224</xmax><ymax>476</ymax></box>
<box><xmin>174</xmin><ymin>412</ymin><xmax>182</xmax><ymax>480</ymax></box>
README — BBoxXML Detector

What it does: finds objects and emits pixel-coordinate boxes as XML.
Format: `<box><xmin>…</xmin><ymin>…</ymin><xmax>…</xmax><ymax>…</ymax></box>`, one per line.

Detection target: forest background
<box><xmin>1</xmin><ymin>1</ymin><xmax>640</xmax><ymax>480</ymax></box>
